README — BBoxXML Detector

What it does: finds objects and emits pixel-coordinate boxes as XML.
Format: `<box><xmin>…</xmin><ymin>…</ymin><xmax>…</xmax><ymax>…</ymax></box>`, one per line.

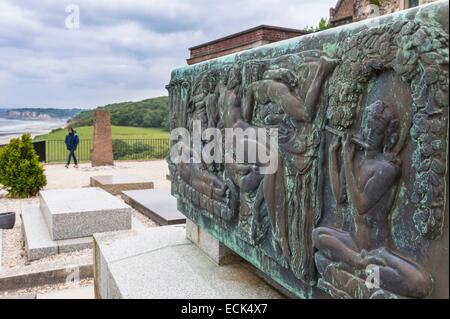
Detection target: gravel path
<box><xmin>0</xmin><ymin>160</ymin><xmax>168</xmax><ymax>274</ymax></box>
<box><xmin>1</xmin><ymin>197</ymin><xmax>40</xmax><ymax>269</ymax></box>
<box><xmin>43</xmin><ymin>160</ymin><xmax>171</xmax><ymax>190</ymax></box>
<box><xmin>0</xmin><ymin>278</ymin><xmax>94</xmax><ymax>298</ymax></box>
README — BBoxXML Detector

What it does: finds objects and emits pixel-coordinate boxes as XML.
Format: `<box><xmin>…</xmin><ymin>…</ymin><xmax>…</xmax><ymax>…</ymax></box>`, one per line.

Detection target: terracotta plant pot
<box><xmin>0</xmin><ymin>212</ymin><xmax>16</xmax><ymax>229</ymax></box>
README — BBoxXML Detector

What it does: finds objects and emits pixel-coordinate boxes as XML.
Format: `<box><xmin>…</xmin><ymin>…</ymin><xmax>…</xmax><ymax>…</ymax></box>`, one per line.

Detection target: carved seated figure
<box><xmin>313</xmin><ymin>100</ymin><xmax>433</xmax><ymax>298</ymax></box>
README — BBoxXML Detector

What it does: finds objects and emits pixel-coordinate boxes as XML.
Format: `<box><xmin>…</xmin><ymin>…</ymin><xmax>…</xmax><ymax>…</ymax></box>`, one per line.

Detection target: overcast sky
<box><xmin>0</xmin><ymin>0</ymin><xmax>336</xmax><ymax>109</ymax></box>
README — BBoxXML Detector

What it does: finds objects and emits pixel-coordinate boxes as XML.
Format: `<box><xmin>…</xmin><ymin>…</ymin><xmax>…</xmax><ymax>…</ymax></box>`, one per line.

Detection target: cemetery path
<box><xmin>1</xmin><ymin>278</ymin><xmax>94</xmax><ymax>299</ymax></box>
<box><xmin>42</xmin><ymin>160</ymin><xmax>170</xmax><ymax>190</ymax></box>
<box><xmin>37</xmin><ymin>284</ymin><xmax>94</xmax><ymax>299</ymax></box>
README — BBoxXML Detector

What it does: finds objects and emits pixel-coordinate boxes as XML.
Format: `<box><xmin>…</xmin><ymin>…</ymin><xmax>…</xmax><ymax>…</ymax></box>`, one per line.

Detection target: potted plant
<box><xmin>0</xmin><ymin>211</ymin><xmax>16</xmax><ymax>229</ymax></box>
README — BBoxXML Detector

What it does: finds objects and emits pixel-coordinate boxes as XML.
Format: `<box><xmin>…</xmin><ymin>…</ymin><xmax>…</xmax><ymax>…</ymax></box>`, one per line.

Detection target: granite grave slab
<box><xmin>94</xmin><ymin>225</ymin><xmax>283</xmax><ymax>299</ymax></box>
<box><xmin>22</xmin><ymin>205</ymin><xmax>146</xmax><ymax>261</ymax></box>
<box><xmin>121</xmin><ymin>188</ymin><xmax>185</xmax><ymax>225</ymax></box>
<box><xmin>90</xmin><ymin>175</ymin><xmax>154</xmax><ymax>195</ymax></box>
<box><xmin>40</xmin><ymin>187</ymin><xmax>132</xmax><ymax>240</ymax></box>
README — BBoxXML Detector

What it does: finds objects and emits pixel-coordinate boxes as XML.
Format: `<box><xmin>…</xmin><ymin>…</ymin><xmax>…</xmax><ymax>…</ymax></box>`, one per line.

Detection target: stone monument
<box><xmin>93</xmin><ymin>225</ymin><xmax>283</xmax><ymax>299</ymax></box>
<box><xmin>167</xmin><ymin>1</ymin><xmax>448</xmax><ymax>299</ymax></box>
<box><xmin>22</xmin><ymin>187</ymin><xmax>133</xmax><ymax>260</ymax></box>
<box><xmin>92</xmin><ymin>108</ymin><xmax>114</xmax><ymax>167</ymax></box>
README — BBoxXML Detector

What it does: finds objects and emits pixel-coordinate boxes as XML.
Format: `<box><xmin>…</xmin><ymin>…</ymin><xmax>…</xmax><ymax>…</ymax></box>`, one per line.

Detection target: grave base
<box><xmin>93</xmin><ymin>225</ymin><xmax>283</xmax><ymax>299</ymax></box>
<box><xmin>186</xmin><ymin>218</ymin><xmax>239</xmax><ymax>265</ymax></box>
<box><xmin>40</xmin><ymin>187</ymin><xmax>132</xmax><ymax>240</ymax></box>
<box><xmin>22</xmin><ymin>206</ymin><xmax>146</xmax><ymax>261</ymax></box>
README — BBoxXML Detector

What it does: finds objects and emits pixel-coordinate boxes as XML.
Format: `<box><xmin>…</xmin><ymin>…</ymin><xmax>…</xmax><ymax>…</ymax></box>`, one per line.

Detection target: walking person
<box><xmin>65</xmin><ymin>127</ymin><xmax>79</xmax><ymax>168</ymax></box>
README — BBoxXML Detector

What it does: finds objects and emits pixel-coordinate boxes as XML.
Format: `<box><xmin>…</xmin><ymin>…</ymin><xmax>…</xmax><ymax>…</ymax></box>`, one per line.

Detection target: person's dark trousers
<box><xmin>66</xmin><ymin>149</ymin><xmax>78</xmax><ymax>165</ymax></box>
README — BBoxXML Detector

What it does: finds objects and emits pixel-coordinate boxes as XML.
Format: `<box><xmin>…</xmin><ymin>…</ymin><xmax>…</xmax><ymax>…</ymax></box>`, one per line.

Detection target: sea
<box><xmin>0</xmin><ymin>117</ymin><xmax>67</xmax><ymax>145</ymax></box>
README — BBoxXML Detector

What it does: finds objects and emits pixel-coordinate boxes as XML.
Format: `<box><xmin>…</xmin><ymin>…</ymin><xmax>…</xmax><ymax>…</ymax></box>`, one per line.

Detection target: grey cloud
<box><xmin>0</xmin><ymin>0</ymin><xmax>336</xmax><ymax>108</ymax></box>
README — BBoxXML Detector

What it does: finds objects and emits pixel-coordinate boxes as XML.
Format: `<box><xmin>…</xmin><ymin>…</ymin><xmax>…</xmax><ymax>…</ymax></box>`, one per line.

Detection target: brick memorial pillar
<box><xmin>92</xmin><ymin>108</ymin><xmax>114</xmax><ymax>167</ymax></box>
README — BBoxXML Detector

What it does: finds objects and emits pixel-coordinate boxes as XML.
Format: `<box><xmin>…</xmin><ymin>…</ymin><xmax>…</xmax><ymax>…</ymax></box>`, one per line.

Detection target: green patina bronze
<box><xmin>167</xmin><ymin>1</ymin><xmax>449</xmax><ymax>299</ymax></box>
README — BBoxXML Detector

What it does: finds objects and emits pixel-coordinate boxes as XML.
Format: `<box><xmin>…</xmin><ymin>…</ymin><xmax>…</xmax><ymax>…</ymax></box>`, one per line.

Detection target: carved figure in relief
<box><xmin>177</xmin><ymin>72</ymin><xmax>228</xmax><ymax>202</ymax></box>
<box><xmin>244</xmin><ymin>54</ymin><xmax>337</xmax><ymax>126</ymax></box>
<box><xmin>191</xmin><ymin>72</ymin><xmax>221</xmax><ymax>130</ymax></box>
<box><xmin>178</xmin><ymin>160</ymin><xmax>228</xmax><ymax>202</ymax></box>
<box><xmin>313</xmin><ymin>100</ymin><xmax>433</xmax><ymax>298</ymax></box>
<box><xmin>241</xmin><ymin>52</ymin><xmax>337</xmax><ymax>280</ymax></box>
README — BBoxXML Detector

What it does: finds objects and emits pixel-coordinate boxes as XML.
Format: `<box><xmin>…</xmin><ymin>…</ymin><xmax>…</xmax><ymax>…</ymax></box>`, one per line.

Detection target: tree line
<box><xmin>68</xmin><ymin>96</ymin><xmax>169</xmax><ymax>130</ymax></box>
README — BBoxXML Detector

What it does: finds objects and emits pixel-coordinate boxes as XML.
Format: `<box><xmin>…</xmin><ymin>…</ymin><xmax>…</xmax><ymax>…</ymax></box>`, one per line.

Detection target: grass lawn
<box><xmin>34</xmin><ymin>125</ymin><xmax>169</xmax><ymax>141</ymax></box>
<box><xmin>33</xmin><ymin>126</ymin><xmax>170</xmax><ymax>163</ymax></box>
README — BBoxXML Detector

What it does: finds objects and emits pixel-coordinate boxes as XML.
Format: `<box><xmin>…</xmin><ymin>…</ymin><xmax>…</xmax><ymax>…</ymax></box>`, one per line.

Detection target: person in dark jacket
<box><xmin>65</xmin><ymin>127</ymin><xmax>79</xmax><ymax>168</ymax></box>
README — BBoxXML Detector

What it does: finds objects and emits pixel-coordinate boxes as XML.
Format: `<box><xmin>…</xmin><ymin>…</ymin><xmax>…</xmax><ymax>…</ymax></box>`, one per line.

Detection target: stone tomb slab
<box><xmin>94</xmin><ymin>225</ymin><xmax>283</xmax><ymax>299</ymax></box>
<box><xmin>122</xmin><ymin>188</ymin><xmax>185</xmax><ymax>225</ymax></box>
<box><xmin>22</xmin><ymin>205</ymin><xmax>146</xmax><ymax>261</ymax></box>
<box><xmin>21</xmin><ymin>206</ymin><xmax>58</xmax><ymax>260</ymax></box>
<box><xmin>40</xmin><ymin>187</ymin><xmax>132</xmax><ymax>240</ymax></box>
<box><xmin>90</xmin><ymin>175</ymin><xmax>154</xmax><ymax>195</ymax></box>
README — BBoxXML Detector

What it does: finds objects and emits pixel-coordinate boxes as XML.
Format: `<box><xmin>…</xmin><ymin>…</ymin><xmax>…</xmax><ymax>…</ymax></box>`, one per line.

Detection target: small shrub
<box><xmin>305</xmin><ymin>17</ymin><xmax>330</xmax><ymax>33</ymax></box>
<box><xmin>112</xmin><ymin>140</ymin><xmax>152</xmax><ymax>160</ymax></box>
<box><xmin>112</xmin><ymin>140</ymin><xmax>130</xmax><ymax>159</ymax></box>
<box><xmin>0</xmin><ymin>134</ymin><xmax>47</xmax><ymax>198</ymax></box>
